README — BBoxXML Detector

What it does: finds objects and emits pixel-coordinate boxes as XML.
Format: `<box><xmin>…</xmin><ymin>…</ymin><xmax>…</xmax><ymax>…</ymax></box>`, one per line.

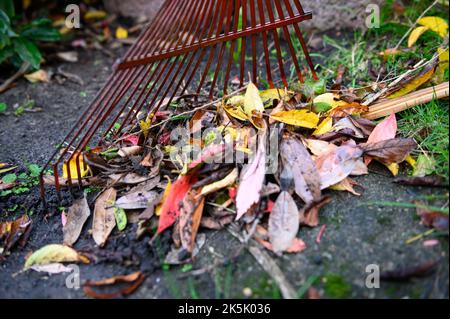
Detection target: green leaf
<box><xmin>312</xmin><ymin>102</ymin><xmax>332</xmax><ymax>113</ymax></box>
<box><xmin>0</xmin><ymin>102</ymin><xmax>6</xmax><ymax>113</ymax></box>
<box><xmin>13</xmin><ymin>37</ymin><xmax>41</xmax><ymax>69</ymax></box>
<box><xmin>114</xmin><ymin>207</ymin><xmax>127</xmax><ymax>231</ymax></box>
<box><xmin>2</xmin><ymin>173</ymin><xmax>17</xmax><ymax>184</ymax></box>
<box><xmin>0</xmin><ymin>44</ymin><xmax>14</xmax><ymax>63</ymax></box>
<box><xmin>27</xmin><ymin>164</ymin><xmax>41</xmax><ymax>177</ymax></box>
<box><xmin>0</xmin><ymin>1</ymin><xmax>15</xmax><ymax>19</ymax></box>
<box><xmin>21</xmin><ymin>27</ymin><xmax>61</xmax><ymax>42</ymax></box>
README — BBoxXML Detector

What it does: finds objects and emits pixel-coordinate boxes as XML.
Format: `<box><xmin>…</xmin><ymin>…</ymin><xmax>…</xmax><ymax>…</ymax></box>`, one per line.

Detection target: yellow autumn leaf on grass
<box><xmin>384</xmin><ymin>163</ymin><xmax>399</xmax><ymax>176</ymax></box>
<box><xmin>313</xmin><ymin>93</ymin><xmax>348</xmax><ymax>109</ymax></box>
<box><xmin>63</xmin><ymin>153</ymin><xmax>89</xmax><ymax>179</ymax></box>
<box><xmin>155</xmin><ymin>176</ymin><xmax>172</xmax><ymax>216</ymax></box>
<box><xmin>223</xmin><ymin>104</ymin><xmax>248</xmax><ymax>121</ymax></box>
<box><xmin>270</xmin><ymin>109</ymin><xmax>319</xmax><ymax>129</ymax></box>
<box><xmin>418</xmin><ymin>17</ymin><xmax>448</xmax><ymax>38</ymax></box>
<box><xmin>408</xmin><ymin>26</ymin><xmax>429</xmax><ymax>48</ymax></box>
<box><xmin>116</xmin><ymin>27</ymin><xmax>128</xmax><ymax>39</ymax></box>
<box><xmin>313</xmin><ymin>117</ymin><xmax>333</xmax><ymax>135</ymax></box>
<box><xmin>388</xmin><ymin>64</ymin><xmax>436</xmax><ymax>99</ymax></box>
<box><xmin>434</xmin><ymin>48</ymin><xmax>449</xmax><ymax>83</ymax></box>
<box><xmin>405</xmin><ymin>155</ymin><xmax>417</xmax><ymax>169</ymax></box>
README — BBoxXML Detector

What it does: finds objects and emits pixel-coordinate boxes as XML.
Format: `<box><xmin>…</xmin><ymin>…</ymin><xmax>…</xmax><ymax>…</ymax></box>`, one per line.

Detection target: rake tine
<box><xmin>249</xmin><ymin>0</ymin><xmax>258</xmax><ymax>84</ymax></box>
<box><xmin>256</xmin><ymin>0</ymin><xmax>274</xmax><ymax>88</ymax></box>
<box><xmin>239</xmin><ymin>0</ymin><xmax>247</xmax><ymax>87</ymax></box>
<box><xmin>223</xmin><ymin>0</ymin><xmax>241</xmax><ymax>95</ymax></box>
<box><xmin>264</xmin><ymin>0</ymin><xmax>288</xmax><ymax>88</ymax></box>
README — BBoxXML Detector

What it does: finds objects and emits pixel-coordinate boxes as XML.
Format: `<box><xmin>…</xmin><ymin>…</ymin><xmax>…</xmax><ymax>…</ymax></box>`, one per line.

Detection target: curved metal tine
<box><xmin>102</xmin><ymin>0</ymin><xmax>193</xmax><ymax>140</ymax></box>
<box><xmin>223</xmin><ymin>0</ymin><xmax>242</xmax><ymax>95</ymax></box>
<box><xmin>123</xmin><ymin>0</ymin><xmax>175</xmax><ymax>60</ymax></box>
<box><xmin>264</xmin><ymin>0</ymin><xmax>287</xmax><ymax>88</ymax></box>
<box><xmin>285</xmin><ymin>0</ymin><xmax>318</xmax><ymax>80</ymax></box>
<box><xmin>239</xmin><ymin>0</ymin><xmax>247</xmax><ymax>87</ymax></box>
<box><xmin>67</xmin><ymin>0</ymin><xmax>193</xmax><ymax>187</ymax></box>
<box><xmin>273</xmin><ymin>0</ymin><xmax>304</xmax><ymax>83</ymax></box>
<box><xmin>256</xmin><ymin>0</ymin><xmax>274</xmax><ymax>88</ymax></box>
<box><xmin>149</xmin><ymin>0</ymin><xmax>216</xmax><ymax>117</ymax></box>
<box><xmin>52</xmin><ymin>1</ymin><xmax>181</xmax><ymax>190</ymax></box>
<box><xmin>175</xmin><ymin>0</ymin><xmax>222</xmax><ymax>99</ymax></box>
<box><xmin>196</xmin><ymin>0</ymin><xmax>227</xmax><ymax>95</ymax></box>
<box><xmin>110</xmin><ymin>0</ymin><xmax>205</xmax><ymax>137</ymax></box>
<box><xmin>209</xmin><ymin>0</ymin><xmax>235</xmax><ymax>99</ymax></box>
<box><xmin>117</xmin><ymin>0</ymin><xmax>206</xmax><ymax>133</ymax></box>
<box><xmin>249</xmin><ymin>0</ymin><xmax>258</xmax><ymax>84</ymax></box>
<box><xmin>130</xmin><ymin>0</ymin><xmax>209</xmax><ymax>124</ymax></box>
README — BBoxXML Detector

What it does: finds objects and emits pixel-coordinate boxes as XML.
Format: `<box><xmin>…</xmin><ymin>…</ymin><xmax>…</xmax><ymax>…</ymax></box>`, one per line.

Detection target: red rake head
<box><xmin>40</xmin><ymin>0</ymin><xmax>317</xmax><ymax>200</ymax></box>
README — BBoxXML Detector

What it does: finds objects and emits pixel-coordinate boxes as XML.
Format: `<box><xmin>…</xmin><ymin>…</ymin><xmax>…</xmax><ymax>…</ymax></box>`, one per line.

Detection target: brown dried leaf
<box><xmin>64</xmin><ymin>195</ymin><xmax>90</xmax><ymax>246</ymax></box>
<box><xmin>92</xmin><ymin>188</ymin><xmax>117</xmax><ymax>247</ymax></box>
<box><xmin>280</xmin><ymin>134</ymin><xmax>321</xmax><ymax>203</ymax></box>
<box><xmin>83</xmin><ymin>271</ymin><xmax>145</xmax><ymax>299</ymax></box>
<box><xmin>361</xmin><ymin>138</ymin><xmax>417</xmax><ymax>164</ymax></box>
<box><xmin>268</xmin><ymin>191</ymin><xmax>300</xmax><ymax>253</ymax></box>
<box><xmin>179</xmin><ymin>190</ymin><xmax>205</xmax><ymax>253</ymax></box>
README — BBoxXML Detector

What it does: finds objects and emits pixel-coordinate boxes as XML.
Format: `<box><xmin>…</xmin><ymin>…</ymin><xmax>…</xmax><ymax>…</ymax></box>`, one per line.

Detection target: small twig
<box><xmin>394</xmin><ymin>0</ymin><xmax>440</xmax><ymax>50</ymax></box>
<box><xmin>0</xmin><ymin>62</ymin><xmax>30</xmax><ymax>94</ymax></box>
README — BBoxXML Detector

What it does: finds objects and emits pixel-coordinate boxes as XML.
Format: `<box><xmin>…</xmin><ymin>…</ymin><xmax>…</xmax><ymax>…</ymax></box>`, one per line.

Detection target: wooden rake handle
<box><xmin>363</xmin><ymin>82</ymin><xmax>449</xmax><ymax>120</ymax></box>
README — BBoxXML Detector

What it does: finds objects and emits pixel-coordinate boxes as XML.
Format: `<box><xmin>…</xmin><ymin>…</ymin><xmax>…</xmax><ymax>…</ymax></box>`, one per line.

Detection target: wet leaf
<box><xmin>236</xmin><ymin>131</ymin><xmax>266</xmax><ymax>220</ymax></box>
<box><xmin>63</xmin><ymin>195</ymin><xmax>90</xmax><ymax>246</ymax></box>
<box><xmin>280</xmin><ymin>134</ymin><xmax>321</xmax><ymax>203</ymax></box>
<box><xmin>24</xmin><ymin>244</ymin><xmax>88</xmax><ymax>269</ymax></box>
<box><xmin>114</xmin><ymin>208</ymin><xmax>127</xmax><ymax>231</ymax></box>
<box><xmin>268</xmin><ymin>191</ymin><xmax>300</xmax><ymax>253</ymax></box>
<box><xmin>83</xmin><ymin>272</ymin><xmax>145</xmax><ymax>299</ymax></box>
<box><xmin>92</xmin><ymin>188</ymin><xmax>117</xmax><ymax>247</ymax></box>
<box><xmin>270</xmin><ymin>109</ymin><xmax>319</xmax><ymax>129</ymax></box>
<box><xmin>0</xmin><ymin>215</ymin><xmax>32</xmax><ymax>258</ymax></box>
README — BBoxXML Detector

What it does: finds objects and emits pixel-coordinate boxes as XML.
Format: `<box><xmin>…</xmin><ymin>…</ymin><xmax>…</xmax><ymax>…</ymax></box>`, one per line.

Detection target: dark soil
<box><xmin>0</xmin><ymin>47</ymin><xmax>448</xmax><ymax>299</ymax></box>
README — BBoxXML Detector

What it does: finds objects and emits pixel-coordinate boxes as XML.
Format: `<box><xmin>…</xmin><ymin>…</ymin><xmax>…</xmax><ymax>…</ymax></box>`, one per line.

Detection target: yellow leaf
<box><xmin>405</xmin><ymin>155</ymin><xmax>417</xmax><ymax>169</ymax></box>
<box><xmin>200</xmin><ymin>168</ymin><xmax>238</xmax><ymax>197</ymax></box>
<box><xmin>260</xmin><ymin>88</ymin><xmax>292</xmax><ymax>105</ymax></box>
<box><xmin>385</xmin><ymin>162</ymin><xmax>399</xmax><ymax>176</ymax></box>
<box><xmin>244</xmin><ymin>82</ymin><xmax>264</xmax><ymax>116</ymax></box>
<box><xmin>140</xmin><ymin>118</ymin><xmax>151</xmax><ymax>139</ymax></box>
<box><xmin>313</xmin><ymin>117</ymin><xmax>333</xmax><ymax>135</ymax></box>
<box><xmin>223</xmin><ymin>104</ymin><xmax>248</xmax><ymax>121</ymax></box>
<box><xmin>408</xmin><ymin>26</ymin><xmax>429</xmax><ymax>48</ymax></box>
<box><xmin>24</xmin><ymin>244</ymin><xmax>87</xmax><ymax>269</ymax></box>
<box><xmin>63</xmin><ymin>153</ymin><xmax>89</xmax><ymax>179</ymax></box>
<box><xmin>116</xmin><ymin>26</ymin><xmax>128</xmax><ymax>39</ymax></box>
<box><xmin>227</xmin><ymin>95</ymin><xmax>245</xmax><ymax>107</ymax></box>
<box><xmin>155</xmin><ymin>176</ymin><xmax>172</xmax><ymax>216</ymax></box>
<box><xmin>313</xmin><ymin>93</ymin><xmax>348</xmax><ymax>109</ymax></box>
<box><xmin>434</xmin><ymin>48</ymin><xmax>449</xmax><ymax>83</ymax></box>
<box><xmin>418</xmin><ymin>16</ymin><xmax>449</xmax><ymax>38</ymax></box>
<box><xmin>24</xmin><ymin>70</ymin><xmax>50</xmax><ymax>83</ymax></box>
<box><xmin>388</xmin><ymin>65</ymin><xmax>436</xmax><ymax>98</ymax></box>
<box><xmin>270</xmin><ymin>109</ymin><xmax>319</xmax><ymax>128</ymax></box>
<box><xmin>84</xmin><ymin>10</ymin><xmax>107</xmax><ymax>21</ymax></box>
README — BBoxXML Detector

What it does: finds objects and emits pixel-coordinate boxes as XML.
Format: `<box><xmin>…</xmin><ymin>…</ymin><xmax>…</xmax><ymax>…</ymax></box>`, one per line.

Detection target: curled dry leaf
<box><xmin>316</xmin><ymin>143</ymin><xmax>364</xmax><ymax>190</ymax></box>
<box><xmin>0</xmin><ymin>215</ymin><xmax>32</xmax><ymax>259</ymax></box>
<box><xmin>236</xmin><ymin>131</ymin><xmax>267</xmax><ymax>220</ymax></box>
<box><xmin>270</xmin><ymin>109</ymin><xmax>319</xmax><ymax>129</ymax></box>
<box><xmin>115</xmin><ymin>190</ymin><xmax>160</xmax><ymax>210</ymax></box>
<box><xmin>280</xmin><ymin>134</ymin><xmax>321</xmax><ymax>204</ymax></box>
<box><xmin>300</xmin><ymin>196</ymin><xmax>332</xmax><ymax>228</ymax></box>
<box><xmin>330</xmin><ymin>178</ymin><xmax>361</xmax><ymax>196</ymax></box>
<box><xmin>24</xmin><ymin>244</ymin><xmax>89</xmax><ymax>269</ymax></box>
<box><xmin>268</xmin><ymin>191</ymin><xmax>300</xmax><ymax>253</ymax></box>
<box><xmin>179</xmin><ymin>190</ymin><xmax>205</xmax><ymax>253</ymax></box>
<box><xmin>64</xmin><ymin>195</ymin><xmax>90</xmax><ymax>246</ymax></box>
<box><xmin>92</xmin><ymin>188</ymin><xmax>117</xmax><ymax>247</ymax></box>
<box><xmin>118</xmin><ymin>146</ymin><xmax>142</xmax><ymax>157</ymax></box>
<box><xmin>83</xmin><ymin>271</ymin><xmax>145</xmax><ymax>299</ymax></box>
<box><xmin>200</xmin><ymin>168</ymin><xmax>238</xmax><ymax>197</ymax></box>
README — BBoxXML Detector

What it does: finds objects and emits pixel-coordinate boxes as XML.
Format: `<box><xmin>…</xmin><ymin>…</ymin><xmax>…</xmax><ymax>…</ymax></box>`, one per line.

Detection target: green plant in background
<box><xmin>0</xmin><ymin>0</ymin><xmax>60</xmax><ymax>70</ymax></box>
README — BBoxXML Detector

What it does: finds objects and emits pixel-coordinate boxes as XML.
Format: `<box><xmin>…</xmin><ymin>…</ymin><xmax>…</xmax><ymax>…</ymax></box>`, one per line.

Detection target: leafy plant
<box><xmin>0</xmin><ymin>102</ymin><xmax>6</xmax><ymax>113</ymax></box>
<box><xmin>0</xmin><ymin>0</ymin><xmax>60</xmax><ymax>70</ymax></box>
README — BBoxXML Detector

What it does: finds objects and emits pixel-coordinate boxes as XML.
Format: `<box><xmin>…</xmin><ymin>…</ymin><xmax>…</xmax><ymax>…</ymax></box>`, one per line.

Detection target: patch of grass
<box><xmin>399</xmin><ymin>99</ymin><xmax>449</xmax><ymax>179</ymax></box>
<box><xmin>322</xmin><ymin>273</ymin><xmax>352</xmax><ymax>298</ymax></box>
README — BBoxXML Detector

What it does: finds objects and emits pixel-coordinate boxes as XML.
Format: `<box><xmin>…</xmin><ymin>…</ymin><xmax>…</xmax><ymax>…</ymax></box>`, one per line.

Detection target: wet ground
<box><xmin>0</xmin><ymin>48</ymin><xmax>448</xmax><ymax>299</ymax></box>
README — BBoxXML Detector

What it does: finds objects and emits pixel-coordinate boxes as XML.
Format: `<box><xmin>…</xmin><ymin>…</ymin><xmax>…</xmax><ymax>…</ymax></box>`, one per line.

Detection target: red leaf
<box><xmin>157</xmin><ymin>174</ymin><xmax>197</xmax><ymax>234</ymax></box>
